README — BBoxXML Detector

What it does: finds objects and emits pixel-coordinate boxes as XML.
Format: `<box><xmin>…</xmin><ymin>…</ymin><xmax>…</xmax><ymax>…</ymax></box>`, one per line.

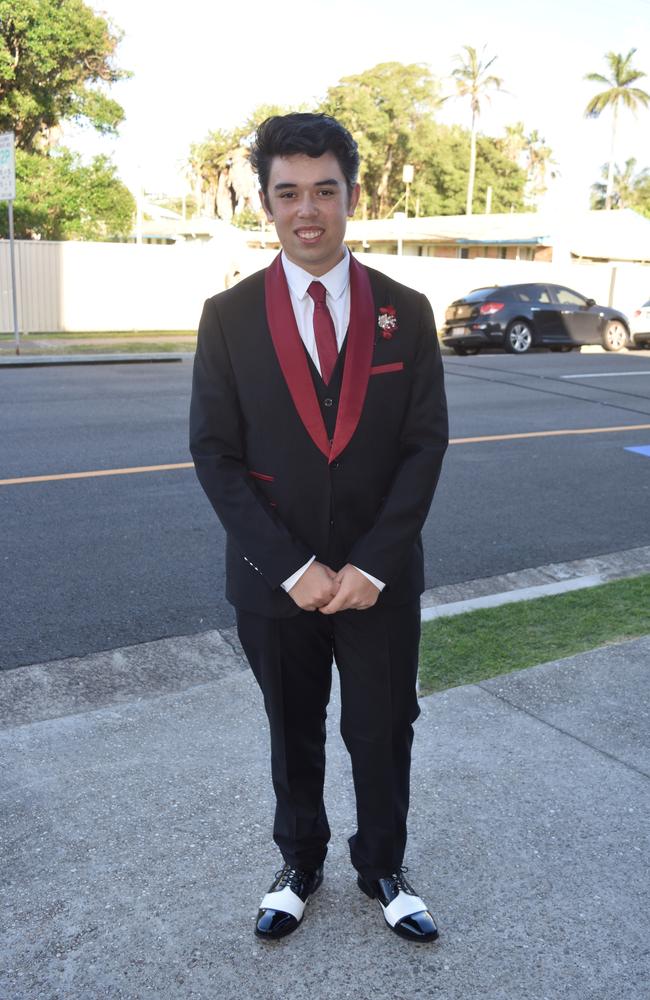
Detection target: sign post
<box><xmin>0</xmin><ymin>131</ymin><xmax>19</xmax><ymax>354</ymax></box>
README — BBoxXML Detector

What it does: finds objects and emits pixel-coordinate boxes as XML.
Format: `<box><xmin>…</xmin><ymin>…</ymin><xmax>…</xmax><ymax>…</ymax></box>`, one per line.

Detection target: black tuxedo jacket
<box><xmin>189</xmin><ymin>254</ymin><xmax>448</xmax><ymax>618</ymax></box>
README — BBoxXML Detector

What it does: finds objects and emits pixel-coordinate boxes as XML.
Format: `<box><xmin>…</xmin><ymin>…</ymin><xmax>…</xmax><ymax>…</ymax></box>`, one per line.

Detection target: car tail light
<box><xmin>633</xmin><ymin>309</ymin><xmax>641</xmax><ymax>317</ymax></box>
<box><xmin>479</xmin><ymin>301</ymin><xmax>505</xmax><ymax>315</ymax></box>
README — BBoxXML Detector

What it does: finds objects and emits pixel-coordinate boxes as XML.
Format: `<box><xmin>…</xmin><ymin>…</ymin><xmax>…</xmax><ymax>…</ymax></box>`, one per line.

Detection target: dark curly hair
<box><xmin>250</xmin><ymin>113</ymin><xmax>359</xmax><ymax>199</ymax></box>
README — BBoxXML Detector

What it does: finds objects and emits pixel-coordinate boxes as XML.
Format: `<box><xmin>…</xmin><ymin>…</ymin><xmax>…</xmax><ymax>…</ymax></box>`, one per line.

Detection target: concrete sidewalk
<box><xmin>2</xmin><ymin>618</ymin><xmax>648</xmax><ymax>1000</ymax></box>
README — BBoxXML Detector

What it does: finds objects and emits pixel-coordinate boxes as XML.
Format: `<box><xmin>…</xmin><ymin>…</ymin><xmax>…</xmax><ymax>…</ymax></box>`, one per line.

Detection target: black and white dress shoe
<box><xmin>358</xmin><ymin>867</ymin><xmax>439</xmax><ymax>942</ymax></box>
<box><xmin>255</xmin><ymin>862</ymin><xmax>324</xmax><ymax>940</ymax></box>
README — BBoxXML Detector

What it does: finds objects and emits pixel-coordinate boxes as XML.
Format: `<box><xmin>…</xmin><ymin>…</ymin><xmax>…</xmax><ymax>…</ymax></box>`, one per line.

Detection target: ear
<box><xmin>347</xmin><ymin>182</ymin><xmax>361</xmax><ymax>218</ymax></box>
<box><xmin>260</xmin><ymin>189</ymin><xmax>274</xmax><ymax>222</ymax></box>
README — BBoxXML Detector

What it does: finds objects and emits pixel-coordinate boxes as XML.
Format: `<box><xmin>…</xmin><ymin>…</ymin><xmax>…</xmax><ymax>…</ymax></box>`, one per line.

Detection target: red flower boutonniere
<box><xmin>377</xmin><ymin>305</ymin><xmax>398</xmax><ymax>339</ymax></box>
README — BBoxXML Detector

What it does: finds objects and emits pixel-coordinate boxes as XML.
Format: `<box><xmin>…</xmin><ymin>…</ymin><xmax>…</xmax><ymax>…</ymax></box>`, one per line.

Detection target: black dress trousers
<box><xmin>236</xmin><ymin>599</ymin><xmax>421</xmax><ymax>881</ymax></box>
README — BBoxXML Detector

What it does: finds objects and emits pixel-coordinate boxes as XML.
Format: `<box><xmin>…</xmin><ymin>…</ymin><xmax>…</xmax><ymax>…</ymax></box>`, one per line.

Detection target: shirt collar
<box><xmin>281</xmin><ymin>247</ymin><xmax>350</xmax><ymax>301</ymax></box>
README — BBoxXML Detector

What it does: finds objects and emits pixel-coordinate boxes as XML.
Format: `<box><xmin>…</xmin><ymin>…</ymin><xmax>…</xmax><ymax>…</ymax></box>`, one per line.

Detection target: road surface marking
<box><xmin>625</xmin><ymin>445</ymin><xmax>650</xmax><ymax>458</ymax></box>
<box><xmin>450</xmin><ymin>423</ymin><xmax>650</xmax><ymax>444</ymax></box>
<box><xmin>0</xmin><ymin>462</ymin><xmax>193</xmax><ymax>485</ymax></box>
<box><xmin>4</xmin><ymin>423</ymin><xmax>650</xmax><ymax>485</ymax></box>
<box><xmin>562</xmin><ymin>371</ymin><xmax>650</xmax><ymax>379</ymax></box>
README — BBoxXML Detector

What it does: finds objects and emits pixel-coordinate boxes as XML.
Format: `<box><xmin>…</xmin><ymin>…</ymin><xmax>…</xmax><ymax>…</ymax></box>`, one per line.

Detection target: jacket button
<box><xmin>323</xmin><ymin>398</ymin><xmax>333</xmax><ymax>407</ymax></box>
<box><xmin>331</xmin><ymin>461</ymin><xmax>340</xmax><ymax>469</ymax></box>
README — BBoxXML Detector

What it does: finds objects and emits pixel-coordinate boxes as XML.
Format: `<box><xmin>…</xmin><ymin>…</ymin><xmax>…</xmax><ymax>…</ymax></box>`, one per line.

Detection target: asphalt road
<box><xmin>2</xmin><ymin>350</ymin><xmax>650</xmax><ymax>670</ymax></box>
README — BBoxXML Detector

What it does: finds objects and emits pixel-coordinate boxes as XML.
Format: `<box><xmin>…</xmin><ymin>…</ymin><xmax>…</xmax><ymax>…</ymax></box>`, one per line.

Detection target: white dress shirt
<box><xmin>278</xmin><ymin>250</ymin><xmax>384</xmax><ymax>595</ymax></box>
<box><xmin>282</xmin><ymin>249</ymin><xmax>351</xmax><ymax>373</ymax></box>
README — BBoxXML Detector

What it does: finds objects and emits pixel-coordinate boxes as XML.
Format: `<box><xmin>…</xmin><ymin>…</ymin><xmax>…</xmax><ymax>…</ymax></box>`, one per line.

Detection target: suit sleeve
<box><xmin>346</xmin><ymin>292</ymin><xmax>448</xmax><ymax>584</ymax></box>
<box><xmin>189</xmin><ymin>297</ymin><xmax>312</xmax><ymax>589</ymax></box>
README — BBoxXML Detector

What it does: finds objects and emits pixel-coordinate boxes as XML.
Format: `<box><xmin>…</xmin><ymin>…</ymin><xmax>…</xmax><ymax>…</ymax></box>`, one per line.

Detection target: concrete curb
<box><xmin>421</xmin><ymin>573</ymin><xmax>604</xmax><ymax>620</ymax></box>
<box><xmin>0</xmin><ymin>352</ymin><xmax>193</xmax><ymax>367</ymax></box>
<box><xmin>420</xmin><ymin>543</ymin><xmax>650</xmax><ymax>618</ymax></box>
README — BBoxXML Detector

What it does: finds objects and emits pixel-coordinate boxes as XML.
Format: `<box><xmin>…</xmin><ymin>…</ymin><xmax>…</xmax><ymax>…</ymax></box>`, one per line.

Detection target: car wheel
<box><xmin>452</xmin><ymin>345</ymin><xmax>480</xmax><ymax>356</ymax></box>
<box><xmin>504</xmin><ymin>320</ymin><xmax>533</xmax><ymax>354</ymax></box>
<box><xmin>602</xmin><ymin>320</ymin><xmax>628</xmax><ymax>352</ymax></box>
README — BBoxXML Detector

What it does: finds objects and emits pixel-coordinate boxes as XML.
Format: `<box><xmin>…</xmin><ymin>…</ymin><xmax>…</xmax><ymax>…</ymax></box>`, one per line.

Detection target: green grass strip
<box><xmin>0</xmin><ymin>331</ymin><xmax>195</xmax><ymax>339</ymax></box>
<box><xmin>419</xmin><ymin>573</ymin><xmax>650</xmax><ymax>695</ymax></box>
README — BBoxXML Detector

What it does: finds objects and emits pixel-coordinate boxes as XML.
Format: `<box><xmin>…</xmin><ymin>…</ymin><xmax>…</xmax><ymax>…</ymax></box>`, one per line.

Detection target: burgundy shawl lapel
<box><xmin>264</xmin><ymin>253</ymin><xmax>376</xmax><ymax>464</ymax></box>
<box><xmin>329</xmin><ymin>255</ymin><xmax>375</xmax><ymax>462</ymax></box>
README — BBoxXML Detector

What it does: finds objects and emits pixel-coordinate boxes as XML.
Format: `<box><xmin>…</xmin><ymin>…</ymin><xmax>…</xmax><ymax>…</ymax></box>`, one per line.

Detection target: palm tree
<box><xmin>452</xmin><ymin>45</ymin><xmax>503</xmax><ymax>215</ymax></box>
<box><xmin>524</xmin><ymin>130</ymin><xmax>556</xmax><ymax>205</ymax></box>
<box><xmin>590</xmin><ymin>157</ymin><xmax>650</xmax><ymax>210</ymax></box>
<box><xmin>585</xmin><ymin>49</ymin><xmax>650</xmax><ymax>210</ymax></box>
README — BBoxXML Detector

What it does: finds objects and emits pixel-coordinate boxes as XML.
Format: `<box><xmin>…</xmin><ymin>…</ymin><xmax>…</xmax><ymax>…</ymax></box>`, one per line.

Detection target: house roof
<box><xmin>250</xmin><ymin>209</ymin><xmax>650</xmax><ymax>263</ymax></box>
<box><xmin>346</xmin><ymin>210</ymin><xmax>650</xmax><ymax>261</ymax></box>
<box><xmin>344</xmin><ymin>213</ymin><xmax>554</xmax><ymax>246</ymax></box>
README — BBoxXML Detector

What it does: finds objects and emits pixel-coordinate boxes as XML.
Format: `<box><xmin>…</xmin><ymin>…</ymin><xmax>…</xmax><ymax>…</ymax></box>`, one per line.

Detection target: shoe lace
<box><xmin>391</xmin><ymin>866</ymin><xmax>416</xmax><ymax>896</ymax></box>
<box><xmin>274</xmin><ymin>865</ymin><xmax>307</xmax><ymax>894</ymax></box>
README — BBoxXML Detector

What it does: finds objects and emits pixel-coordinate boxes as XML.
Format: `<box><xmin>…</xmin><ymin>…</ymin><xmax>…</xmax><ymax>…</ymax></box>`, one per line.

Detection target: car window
<box><xmin>515</xmin><ymin>285</ymin><xmax>551</xmax><ymax>304</ymax></box>
<box><xmin>463</xmin><ymin>287</ymin><xmax>500</xmax><ymax>303</ymax></box>
<box><xmin>555</xmin><ymin>287</ymin><xmax>588</xmax><ymax>307</ymax></box>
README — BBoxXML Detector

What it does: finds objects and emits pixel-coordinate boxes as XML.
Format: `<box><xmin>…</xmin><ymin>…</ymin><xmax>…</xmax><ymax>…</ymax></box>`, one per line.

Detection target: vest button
<box><xmin>331</xmin><ymin>461</ymin><xmax>340</xmax><ymax>469</ymax></box>
<box><xmin>323</xmin><ymin>398</ymin><xmax>333</xmax><ymax>407</ymax></box>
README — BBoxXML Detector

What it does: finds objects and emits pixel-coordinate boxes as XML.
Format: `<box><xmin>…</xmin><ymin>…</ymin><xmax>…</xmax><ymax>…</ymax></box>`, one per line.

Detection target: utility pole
<box><xmin>0</xmin><ymin>132</ymin><xmax>19</xmax><ymax>354</ymax></box>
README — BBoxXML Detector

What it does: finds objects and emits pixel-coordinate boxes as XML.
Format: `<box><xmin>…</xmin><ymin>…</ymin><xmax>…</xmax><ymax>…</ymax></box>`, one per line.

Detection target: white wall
<box><xmin>0</xmin><ymin>240</ymin><xmax>271</xmax><ymax>334</ymax></box>
<box><xmin>1</xmin><ymin>239</ymin><xmax>647</xmax><ymax>333</ymax></box>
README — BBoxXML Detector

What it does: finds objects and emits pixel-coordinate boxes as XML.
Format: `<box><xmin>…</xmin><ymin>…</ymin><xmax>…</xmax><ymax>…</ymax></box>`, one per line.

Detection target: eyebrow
<box><xmin>273</xmin><ymin>178</ymin><xmax>341</xmax><ymax>191</ymax></box>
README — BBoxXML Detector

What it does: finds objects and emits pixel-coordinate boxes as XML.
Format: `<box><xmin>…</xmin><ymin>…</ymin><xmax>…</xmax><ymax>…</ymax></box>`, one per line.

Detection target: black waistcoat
<box><xmin>304</xmin><ymin>338</ymin><xmax>347</xmax><ymax>438</ymax></box>
<box><xmin>305</xmin><ymin>340</ymin><xmax>349</xmax><ymax>567</ymax></box>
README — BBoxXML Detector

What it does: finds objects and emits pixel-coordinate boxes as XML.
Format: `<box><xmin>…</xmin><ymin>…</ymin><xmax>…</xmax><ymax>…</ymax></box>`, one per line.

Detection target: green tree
<box><xmin>498</xmin><ymin>123</ymin><xmax>556</xmax><ymax>206</ymax></box>
<box><xmin>585</xmin><ymin>49</ymin><xmax>650</xmax><ymax>210</ymax></box>
<box><xmin>451</xmin><ymin>45</ymin><xmax>503</xmax><ymax>215</ymax></box>
<box><xmin>320</xmin><ymin>62</ymin><xmax>442</xmax><ymax>218</ymax></box>
<box><xmin>630</xmin><ymin>173</ymin><xmax>650</xmax><ymax>219</ymax></box>
<box><xmin>188</xmin><ymin>103</ymin><xmax>292</xmax><ymax>219</ymax></box>
<box><xmin>0</xmin><ymin>0</ymin><xmax>128</xmax><ymax>150</ymax></box>
<box><xmin>188</xmin><ymin>64</ymin><xmax>526</xmax><ymax>223</ymax></box>
<box><xmin>524</xmin><ymin>129</ymin><xmax>555</xmax><ymax>203</ymax></box>
<box><xmin>417</xmin><ymin>124</ymin><xmax>525</xmax><ymax>215</ymax></box>
<box><xmin>0</xmin><ymin>148</ymin><xmax>134</xmax><ymax>239</ymax></box>
<box><xmin>0</xmin><ymin>1</ymin><xmax>133</xmax><ymax>240</ymax></box>
<box><xmin>590</xmin><ymin>157</ymin><xmax>650</xmax><ymax>215</ymax></box>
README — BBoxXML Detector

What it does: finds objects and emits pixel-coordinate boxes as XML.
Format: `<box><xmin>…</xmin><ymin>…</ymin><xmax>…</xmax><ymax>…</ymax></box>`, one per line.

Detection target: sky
<box><xmin>66</xmin><ymin>0</ymin><xmax>650</xmax><ymax>211</ymax></box>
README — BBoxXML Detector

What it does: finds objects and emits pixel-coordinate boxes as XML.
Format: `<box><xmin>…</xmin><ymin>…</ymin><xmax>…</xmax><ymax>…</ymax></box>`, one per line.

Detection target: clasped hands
<box><xmin>289</xmin><ymin>561</ymin><xmax>379</xmax><ymax>614</ymax></box>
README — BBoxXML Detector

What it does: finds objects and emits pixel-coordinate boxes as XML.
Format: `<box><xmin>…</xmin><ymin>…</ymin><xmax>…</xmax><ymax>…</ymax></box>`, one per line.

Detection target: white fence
<box><xmin>1</xmin><ymin>239</ymin><xmax>648</xmax><ymax>334</ymax></box>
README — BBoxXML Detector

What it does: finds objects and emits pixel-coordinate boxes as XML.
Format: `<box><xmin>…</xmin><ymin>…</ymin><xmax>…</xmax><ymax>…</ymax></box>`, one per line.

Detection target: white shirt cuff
<box><xmin>282</xmin><ymin>556</ymin><xmax>316</xmax><ymax>592</ymax></box>
<box><xmin>353</xmin><ymin>566</ymin><xmax>385</xmax><ymax>591</ymax></box>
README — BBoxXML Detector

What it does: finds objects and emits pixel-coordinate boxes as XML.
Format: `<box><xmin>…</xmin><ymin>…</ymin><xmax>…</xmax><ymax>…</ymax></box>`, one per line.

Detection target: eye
<box><xmin>318</xmin><ymin>188</ymin><xmax>335</xmax><ymax>197</ymax></box>
<box><xmin>279</xmin><ymin>192</ymin><xmax>296</xmax><ymax>199</ymax></box>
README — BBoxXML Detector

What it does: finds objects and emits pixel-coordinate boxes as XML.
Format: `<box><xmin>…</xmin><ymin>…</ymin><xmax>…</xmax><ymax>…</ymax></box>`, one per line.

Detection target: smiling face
<box><xmin>260</xmin><ymin>152</ymin><xmax>360</xmax><ymax>276</ymax></box>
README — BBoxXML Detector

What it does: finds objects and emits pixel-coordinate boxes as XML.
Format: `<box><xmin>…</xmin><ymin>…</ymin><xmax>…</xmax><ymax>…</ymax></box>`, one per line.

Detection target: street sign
<box><xmin>0</xmin><ymin>131</ymin><xmax>16</xmax><ymax>200</ymax></box>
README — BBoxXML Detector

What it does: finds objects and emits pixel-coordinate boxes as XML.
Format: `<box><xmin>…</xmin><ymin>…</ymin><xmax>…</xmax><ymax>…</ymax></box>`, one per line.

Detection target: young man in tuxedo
<box><xmin>190</xmin><ymin>113</ymin><xmax>448</xmax><ymax>943</ymax></box>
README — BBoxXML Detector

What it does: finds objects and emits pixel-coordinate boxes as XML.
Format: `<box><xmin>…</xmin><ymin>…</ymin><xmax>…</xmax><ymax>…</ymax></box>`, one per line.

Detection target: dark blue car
<box><xmin>442</xmin><ymin>282</ymin><xmax>630</xmax><ymax>355</ymax></box>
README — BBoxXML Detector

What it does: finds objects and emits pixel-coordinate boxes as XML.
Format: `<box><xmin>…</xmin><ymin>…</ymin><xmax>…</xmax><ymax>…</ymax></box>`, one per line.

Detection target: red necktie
<box><xmin>307</xmin><ymin>281</ymin><xmax>338</xmax><ymax>385</ymax></box>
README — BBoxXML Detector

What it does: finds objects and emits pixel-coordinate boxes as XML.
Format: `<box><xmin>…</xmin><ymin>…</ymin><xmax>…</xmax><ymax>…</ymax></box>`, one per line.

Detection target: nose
<box><xmin>296</xmin><ymin>193</ymin><xmax>318</xmax><ymax>217</ymax></box>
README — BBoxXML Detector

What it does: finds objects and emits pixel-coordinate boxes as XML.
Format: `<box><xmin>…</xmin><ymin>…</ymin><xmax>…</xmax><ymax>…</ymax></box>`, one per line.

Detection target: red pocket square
<box><xmin>249</xmin><ymin>470</ymin><xmax>275</xmax><ymax>482</ymax></box>
<box><xmin>369</xmin><ymin>362</ymin><xmax>404</xmax><ymax>375</ymax></box>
